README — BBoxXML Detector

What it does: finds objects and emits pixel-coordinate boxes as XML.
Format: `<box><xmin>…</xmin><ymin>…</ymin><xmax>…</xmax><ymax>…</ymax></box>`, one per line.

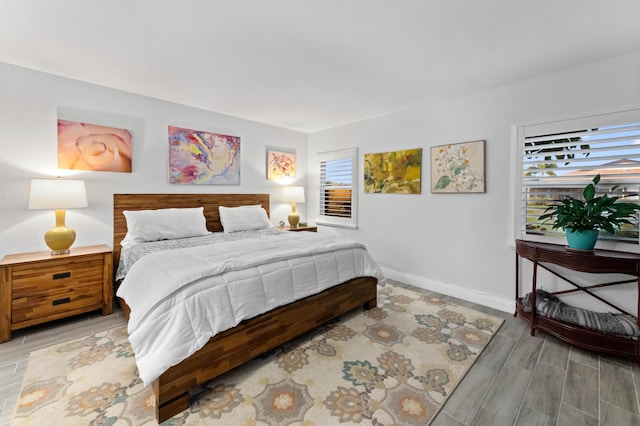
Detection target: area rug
<box><xmin>11</xmin><ymin>283</ymin><xmax>503</xmax><ymax>425</ymax></box>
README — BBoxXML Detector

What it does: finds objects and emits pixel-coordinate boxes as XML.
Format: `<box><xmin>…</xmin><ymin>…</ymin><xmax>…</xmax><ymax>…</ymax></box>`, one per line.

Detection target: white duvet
<box><xmin>116</xmin><ymin>231</ymin><xmax>385</xmax><ymax>386</ymax></box>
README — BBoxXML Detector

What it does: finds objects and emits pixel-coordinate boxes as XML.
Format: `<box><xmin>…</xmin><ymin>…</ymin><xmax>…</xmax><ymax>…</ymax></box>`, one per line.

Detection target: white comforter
<box><xmin>116</xmin><ymin>231</ymin><xmax>385</xmax><ymax>386</ymax></box>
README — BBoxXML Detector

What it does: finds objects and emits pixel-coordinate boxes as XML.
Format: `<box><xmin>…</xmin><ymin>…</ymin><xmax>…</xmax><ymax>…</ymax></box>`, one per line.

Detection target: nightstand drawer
<box><xmin>12</xmin><ymin>284</ymin><xmax>103</xmax><ymax>323</ymax></box>
<box><xmin>11</xmin><ymin>255</ymin><xmax>104</xmax><ymax>297</ymax></box>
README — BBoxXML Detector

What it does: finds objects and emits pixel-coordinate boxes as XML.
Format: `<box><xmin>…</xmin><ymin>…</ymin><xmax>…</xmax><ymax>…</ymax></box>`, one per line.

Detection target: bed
<box><xmin>113</xmin><ymin>193</ymin><xmax>382</xmax><ymax>423</ymax></box>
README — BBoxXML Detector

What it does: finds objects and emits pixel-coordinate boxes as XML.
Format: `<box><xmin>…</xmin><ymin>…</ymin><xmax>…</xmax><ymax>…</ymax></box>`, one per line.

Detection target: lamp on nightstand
<box><xmin>28</xmin><ymin>178</ymin><xmax>88</xmax><ymax>255</ymax></box>
<box><xmin>281</xmin><ymin>186</ymin><xmax>305</xmax><ymax>228</ymax></box>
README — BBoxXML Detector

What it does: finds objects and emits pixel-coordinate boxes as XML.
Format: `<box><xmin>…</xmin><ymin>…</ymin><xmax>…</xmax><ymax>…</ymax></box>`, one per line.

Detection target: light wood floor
<box><xmin>1</xmin><ymin>283</ymin><xmax>639</xmax><ymax>425</ymax></box>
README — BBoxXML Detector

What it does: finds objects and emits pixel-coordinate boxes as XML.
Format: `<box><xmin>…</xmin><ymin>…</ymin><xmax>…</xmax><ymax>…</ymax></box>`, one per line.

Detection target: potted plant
<box><xmin>538</xmin><ymin>174</ymin><xmax>640</xmax><ymax>250</ymax></box>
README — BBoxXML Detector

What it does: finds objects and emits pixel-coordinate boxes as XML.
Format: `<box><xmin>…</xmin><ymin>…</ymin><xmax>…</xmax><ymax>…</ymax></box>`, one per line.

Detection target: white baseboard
<box><xmin>381</xmin><ymin>267</ymin><xmax>515</xmax><ymax>314</ymax></box>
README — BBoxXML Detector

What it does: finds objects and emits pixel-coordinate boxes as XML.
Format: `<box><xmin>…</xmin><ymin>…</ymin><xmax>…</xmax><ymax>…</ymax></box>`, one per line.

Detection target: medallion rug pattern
<box><xmin>12</xmin><ymin>283</ymin><xmax>503</xmax><ymax>425</ymax></box>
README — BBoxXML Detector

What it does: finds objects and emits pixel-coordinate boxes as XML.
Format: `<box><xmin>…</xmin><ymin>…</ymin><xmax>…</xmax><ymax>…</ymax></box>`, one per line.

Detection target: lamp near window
<box><xmin>28</xmin><ymin>178</ymin><xmax>88</xmax><ymax>255</ymax></box>
<box><xmin>281</xmin><ymin>186</ymin><xmax>305</xmax><ymax>228</ymax></box>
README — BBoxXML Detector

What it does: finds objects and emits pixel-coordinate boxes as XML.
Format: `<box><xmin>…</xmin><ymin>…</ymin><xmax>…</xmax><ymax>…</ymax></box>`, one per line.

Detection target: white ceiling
<box><xmin>2</xmin><ymin>1</ymin><xmax>639</xmax><ymax>133</ymax></box>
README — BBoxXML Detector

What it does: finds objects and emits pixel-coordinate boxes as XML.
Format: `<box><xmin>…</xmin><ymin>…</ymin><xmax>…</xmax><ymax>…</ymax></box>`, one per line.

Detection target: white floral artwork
<box><xmin>431</xmin><ymin>140</ymin><xmax>485</xmax><ymax>193</ymax></box>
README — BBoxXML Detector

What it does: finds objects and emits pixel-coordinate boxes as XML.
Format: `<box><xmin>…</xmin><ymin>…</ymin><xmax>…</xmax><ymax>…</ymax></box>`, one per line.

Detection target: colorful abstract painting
<box><xmin>168</xmin><ymin>126</ymin><xmax>241</xmax><ymax>185</ymax></box>
<box><xmin>58</xmin><ymin>119</ymin><xmax>132</xmax><ymax>172</ymax></box>
<box><xmin>364</xmin><ymin>148</ymin><xmax>422</xmax><ymax>194</ymax></box>
<box><xmin>431</xmin><ymin>140</ymin><xmax>485</xmax><ymax>193</ymax></box>
<box><xmin>267</xmin><ymin>150</ymin><xmax>296</xmax><ymax>181</ymax></box>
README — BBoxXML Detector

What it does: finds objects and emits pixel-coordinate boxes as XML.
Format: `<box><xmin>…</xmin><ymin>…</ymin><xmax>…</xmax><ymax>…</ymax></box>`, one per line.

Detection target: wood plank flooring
<box><xmin>0</xmin><ymin>307</ymin><xmax>127</xmax><ymax>426</ymax></box>
<box><xmin>427</xmin><ymin>285</ymin><xmax>640</xmax><ymax>426</ymax></box>
<box><xmin>1</xmin><ymin>282</ymin><xmax>639</xmax><ymax>425</ymax></box>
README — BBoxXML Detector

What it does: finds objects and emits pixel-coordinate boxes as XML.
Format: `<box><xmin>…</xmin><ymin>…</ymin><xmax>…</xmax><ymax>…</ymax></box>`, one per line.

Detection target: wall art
<box><xmin>168</xmin><ymin>125</ymin><xmax>241</xmax><ymax>185</ymax></box>
<box><xmin>364</xmin><ymin>148</ymin><xmax>422</xmax><ymax>194</ymax></box>
<box><xmin>431</xmin><ymin>140</ymin><xmax>485</xmax><ymax>193</ymax></box>
<box><xmin>267</xmin><ymin>149</ymin><xmax>296</xmax><ymax>181</ymax></box>
<box><xmin>58</xmin><ymin>119</ymin><xmax>132</xmax><ymax>172</ymax></box>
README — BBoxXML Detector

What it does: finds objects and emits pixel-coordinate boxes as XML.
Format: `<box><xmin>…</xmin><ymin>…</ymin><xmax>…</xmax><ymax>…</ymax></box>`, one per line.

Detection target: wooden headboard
<box><xmin>113</xmin><ymin>193</ymin><xmax>270</xmax><ymax>278</ymax></box>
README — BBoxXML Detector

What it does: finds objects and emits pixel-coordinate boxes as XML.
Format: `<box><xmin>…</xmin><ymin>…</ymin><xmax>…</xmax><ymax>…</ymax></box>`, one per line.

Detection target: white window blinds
<box><xmin>317</xmin><ymin>148</ymin><xmax>358</xmax><ymax>228</ymax></box>
<box><xmin>519</xmin><ymin>110</ymin><xmax>640</xmax><ymax>244</ymax></box>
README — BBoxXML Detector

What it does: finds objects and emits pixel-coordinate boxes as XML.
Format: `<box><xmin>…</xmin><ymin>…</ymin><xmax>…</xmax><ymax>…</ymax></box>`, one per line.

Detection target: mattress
<box><xmin>116</xmin><ymin>230</ymin><xmax>385</xmax><ymax>385</ymax></box>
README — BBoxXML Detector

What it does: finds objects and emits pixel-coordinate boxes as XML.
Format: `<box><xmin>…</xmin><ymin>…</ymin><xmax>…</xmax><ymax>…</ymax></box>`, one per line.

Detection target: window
<box><xmin>317</xmin><ymin>148</ymin><xmax>358</xmax><ymax>228</ymax></box>
<box><xmin>516</xmin><ymin>109</ymin><xmax>640</xmax><ymax>246</ymax></box>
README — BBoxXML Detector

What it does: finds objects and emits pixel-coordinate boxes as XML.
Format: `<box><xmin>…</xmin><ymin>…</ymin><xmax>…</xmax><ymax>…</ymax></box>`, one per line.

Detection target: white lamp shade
<box><xmin>28</xmin><ymin>179</ymin><xmax>88</xmax><ymax>210</ymax></box>
<box><xmin>281</xmin><ymin>186</ymin><xmax>305</xmax><ymax>203</ymax></box>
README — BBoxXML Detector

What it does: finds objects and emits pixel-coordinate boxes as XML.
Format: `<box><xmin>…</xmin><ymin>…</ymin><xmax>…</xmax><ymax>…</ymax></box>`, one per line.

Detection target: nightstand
<box><xmin>281</xmin><ymin>225</ymin><xmax>318</xmax><ymax>232</ymax></box>
<box><xmin>0</xmin><ymin>244</ymin><xmax>113</xmax><ymax>342</ymax></box>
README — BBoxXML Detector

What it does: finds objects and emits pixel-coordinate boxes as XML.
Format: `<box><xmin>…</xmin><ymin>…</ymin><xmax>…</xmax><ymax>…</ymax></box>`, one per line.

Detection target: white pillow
<box><xmin>121</xmin><ymin>207</ymin><xmax>210</xmax><ymax>246</ymax></box>
<box><xmin>219</xmin><ymin>205</ymin><xmax>273</xmax><ymax>233</ymax></box>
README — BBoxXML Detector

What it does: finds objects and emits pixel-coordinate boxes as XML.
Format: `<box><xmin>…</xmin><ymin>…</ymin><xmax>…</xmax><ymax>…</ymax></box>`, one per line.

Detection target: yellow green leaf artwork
<box><xmin>364</xmin><ymin>148</ymin><xmax>422</xmax><ymax>194</ymax></box>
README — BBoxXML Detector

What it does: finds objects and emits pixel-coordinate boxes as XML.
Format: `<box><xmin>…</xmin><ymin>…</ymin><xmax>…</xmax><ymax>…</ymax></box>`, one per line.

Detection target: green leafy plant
<box><xmin>538</xmin><ymin>174</ymin><xmax>640</xmax><ymax>233</ymax></box>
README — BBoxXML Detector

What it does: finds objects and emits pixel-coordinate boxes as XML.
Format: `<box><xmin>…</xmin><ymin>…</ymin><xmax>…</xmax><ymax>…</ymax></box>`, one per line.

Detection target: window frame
<box><xmin>316</xmin><ymin>148</ymin><xmax>358</xmax><ymax>229</ymax></box>
<box><xmin>514</xmin><ymin>109</ymin><xmax>640</xmax><ymax>251</ymax></box>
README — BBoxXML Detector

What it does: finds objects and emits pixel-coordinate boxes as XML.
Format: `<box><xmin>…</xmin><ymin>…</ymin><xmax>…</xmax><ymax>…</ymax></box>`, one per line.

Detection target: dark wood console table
<box><xmin>515</xmin><ymin>239</ymin><xmax>640</xmax><ymax>360</ymax></box>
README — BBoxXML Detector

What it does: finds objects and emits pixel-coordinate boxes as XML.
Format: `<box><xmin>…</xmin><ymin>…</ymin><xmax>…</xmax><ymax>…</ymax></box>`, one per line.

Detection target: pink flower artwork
<box><xmin>267</xmin><ymin>150</ymin><xmax>296</xmax><ymax>181</ymax></box>
<box><xmin>58</xmin><ymin>120</ymin><xmax>132</xmax><ymax>172</ymax></box>
<box><xmin>168</xmin><ymin>126</ymin><xmax>241</xmax><ymax>185</ymax></box>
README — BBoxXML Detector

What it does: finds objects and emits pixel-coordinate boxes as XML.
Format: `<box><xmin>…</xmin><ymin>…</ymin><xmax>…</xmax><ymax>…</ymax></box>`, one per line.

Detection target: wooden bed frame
<box><xmin>113</xmin><ymin>193</ymin><xmax>378</xmax><ymax>423</ymax></box>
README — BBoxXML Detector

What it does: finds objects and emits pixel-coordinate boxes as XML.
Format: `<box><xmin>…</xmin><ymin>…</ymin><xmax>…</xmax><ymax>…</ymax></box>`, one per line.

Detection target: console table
<box><xmin>515</xmin><ymin>239</ymin><xmax>640</xmax><ymax>360</ymax></box>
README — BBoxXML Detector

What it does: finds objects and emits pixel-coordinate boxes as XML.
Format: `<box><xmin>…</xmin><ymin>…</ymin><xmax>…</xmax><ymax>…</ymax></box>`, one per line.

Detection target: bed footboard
<box><xmin>152</xmin><ymin>276</ymin><xmax>377</xmax><ymax>423</ymax></box>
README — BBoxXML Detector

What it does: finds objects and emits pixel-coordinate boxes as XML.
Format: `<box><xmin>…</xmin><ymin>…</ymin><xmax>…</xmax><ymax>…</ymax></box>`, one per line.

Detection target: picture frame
<box><xmin>364</xmin><ymin>148</ymin><xmax>422</xmax><ymax>194</ymax></box>
<box><xmin>58</xmin><ymin>119</ymin><xmax>133</xmax><ymax>173</ymax></box>
<box><xmin>266</xmin><ymin>149</ymin><xmax>296</xmax><ymax>181</ymax></box>
<box><xmin>168</xmin><ymin>125</ymin><xmax>241</xmax><ymax>185</ymax></box>
<box><xmin>431</xmin><ymin>140</ymin><xmax>485</xmax><ymax>193</ymax></box>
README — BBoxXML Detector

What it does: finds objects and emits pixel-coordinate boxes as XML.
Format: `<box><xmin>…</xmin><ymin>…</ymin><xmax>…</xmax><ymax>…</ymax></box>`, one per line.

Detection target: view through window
<box><xmin>318</xmin><ymin>148</ymin><xmax>358</xmax><ymax>228</ymax></box>
<box><xmin>519</xmin><ymin>111</ymin><xmax>640</xmax><ymax>245</ymax></box>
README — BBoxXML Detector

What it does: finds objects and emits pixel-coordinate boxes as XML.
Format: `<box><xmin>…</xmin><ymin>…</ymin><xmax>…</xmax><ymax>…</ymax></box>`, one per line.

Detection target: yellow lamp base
<box><xmin>44</xmin><ymin>209</ymin><xmax>76</xmax><ymax>255</ymax></box>
<box><xmin>288</xmin><ymin>202</ymin><xmax>300</xmax><ymax>228</ymax></box>
<box><xmin>288</xmin><ymin>212</ymin><xmax>300</xmax><ymax>228</ymax></box>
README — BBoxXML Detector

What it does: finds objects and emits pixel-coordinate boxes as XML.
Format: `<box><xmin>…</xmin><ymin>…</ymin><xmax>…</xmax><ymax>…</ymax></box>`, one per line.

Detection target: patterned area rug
<box><xmin>12</xmin><ymin>283</ymin><xmax>503</xmax><ymax>425</ymax></box>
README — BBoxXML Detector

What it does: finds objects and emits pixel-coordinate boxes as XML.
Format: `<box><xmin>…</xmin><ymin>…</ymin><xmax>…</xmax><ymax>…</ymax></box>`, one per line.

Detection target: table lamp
<box><xmin>28</xmin><ymin>178</ymin><xmax>88</xmax><ymax>255</ymax></box>
<box><xmin>281</xmin><ymin>186</ymin><xmax>305</xmax><ymax>228</ymax></box>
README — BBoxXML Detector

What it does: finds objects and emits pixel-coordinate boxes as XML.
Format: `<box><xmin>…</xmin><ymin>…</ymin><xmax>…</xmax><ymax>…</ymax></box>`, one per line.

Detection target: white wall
<box><xmin>2</xmin><ymin>52</ymin><xmax>639</xmax><ymax>314</ymax></box>
<box><xmin>308</xmin><ymin>51</ymin><xmax>640</xmax><ymax>313</ymax></box>
<box><xmin>0</xmin><ymin>63</ymin><xmax>308</xmax><ymax>260</ymax></box>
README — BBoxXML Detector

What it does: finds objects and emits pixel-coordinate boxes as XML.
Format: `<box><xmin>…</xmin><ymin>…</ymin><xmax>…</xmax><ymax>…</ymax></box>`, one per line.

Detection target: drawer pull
<box><xmin>52</xmin><ymin>272</ymin><xmax>71</xmax><ymax>280</ymax></box>
<box><xmin>52</xmin><ymin>297</ymin><xmax>71</xmax><ymax>306</ymax></box>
